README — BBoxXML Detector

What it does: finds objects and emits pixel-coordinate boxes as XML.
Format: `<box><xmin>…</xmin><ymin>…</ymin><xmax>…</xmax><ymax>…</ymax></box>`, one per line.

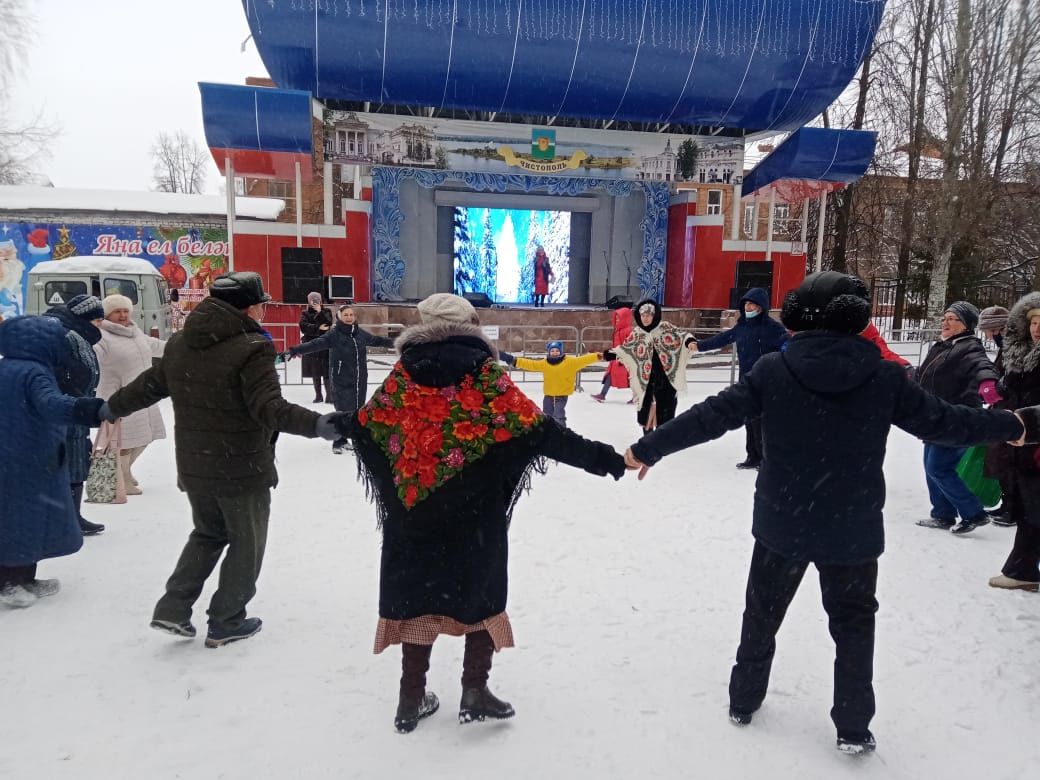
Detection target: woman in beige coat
<box><xmin>94</xmin><ymin>294</ymin><xmax>166</xmax><ymax>493</ymax></box>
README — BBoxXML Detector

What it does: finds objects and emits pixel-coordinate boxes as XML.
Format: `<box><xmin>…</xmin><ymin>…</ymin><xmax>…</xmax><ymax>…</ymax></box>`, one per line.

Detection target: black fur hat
<box><xmin>780</xmin><ymin>271</ymin><xmax>871</xmax><ymax>334</ymax></box>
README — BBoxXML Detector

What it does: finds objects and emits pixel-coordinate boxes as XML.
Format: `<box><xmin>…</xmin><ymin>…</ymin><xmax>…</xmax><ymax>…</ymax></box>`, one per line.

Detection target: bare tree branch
<box><xmin>151</xmin><ymin>130</ymin><xmax>209</xmax><ymax>194</ymax></box>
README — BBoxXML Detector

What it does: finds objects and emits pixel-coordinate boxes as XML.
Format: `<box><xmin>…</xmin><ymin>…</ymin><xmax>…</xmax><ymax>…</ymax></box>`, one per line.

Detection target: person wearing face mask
<box><xmin>607</xmin><ymin>299</ymin><xmax>697</xmax><ymax>432</ymax></box>
<box><xmin>915</xmin><ymin>301</ymin><xmax>1000</xmax><ymax>535</ymax></box>
<box><xmin>288</xmin><ymin>304</ymin><xmax>395</xmax><ymax>453</ymax></box>
<box><xmin>690</xmin><ymin>288</ymin><xmax>787</xmax><ymax>469</ymax></box>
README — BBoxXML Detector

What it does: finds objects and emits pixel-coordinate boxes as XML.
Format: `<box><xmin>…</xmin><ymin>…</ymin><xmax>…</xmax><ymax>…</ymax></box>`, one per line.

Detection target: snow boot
<box><xmin>0</xmin><ymin>585</ymin><xmax>37</xmax><ymax>609</ymax></box>
<box><xmin>836</xmin><ymin>730</ymin><xmax>876</xmax><ymax>755</ymax></box>
<box><xmin>395</xmin><ymin>643</ymin><xmax>437</xmax><ymax>733</ymax></box>
<box><xmin>735</xmin><ymin>459</ymin><xmax>761</xmax><ymax>470</ymax></box>
<box><xmin>590</xmin><ymin>393</ymin><xmax>605</xmax><ymax>403</ymax></box>
<box><xmin>459</xmin><ymin>630</ymin><xmax>514</xmax><ymax>723</ymax></box>
<box><xmin>23</xmin><ymin>579</ymin><xmax>60</xmax><ymax>598</ymax></box>
<box><xmin>205</xmin><ymin>617</ymin><xmax>262</xmax><ymax>648</ymax></box>
<box><xmin>150</xmin><ymin>618</ymin><xmax>197</xmax><ymax>638</ymax></box>
<box><xmin>728</xmin><ymin>707</ymin><xmax>753</xmax><ymax>726</ymax></box>
<box><xmin>79</xmin><ymin>518</ymin><xmax>105</xmax><ymax>536</ymax></box>
<box><xmin>951</xmin><ymin>512</ymin><xmax>990</xmax><ymax>535</ymax></box>
<box><xmin>916</xmin><ymin>516</ymin><xmax>955</xmax><ymax>530</ymax></box>
<box><xmin>988</xmin><ymin>575</ymin><xmax>1039</xmax><ymax>592</ymax></box>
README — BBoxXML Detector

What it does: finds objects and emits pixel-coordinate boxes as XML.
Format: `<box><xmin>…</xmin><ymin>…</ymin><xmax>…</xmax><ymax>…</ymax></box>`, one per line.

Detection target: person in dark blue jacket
<box><xmin>623</xmin><ymin>271</ymin><xmax>1036</xmax><ymax>755</ymax></box>
<box><xmin>693</xmin><ymin>287</ymin><xmax>787</xmax><ymax>469</ymax></box>
<box><xmin>0</xmin><ymin>316</ymin><xmax>105</xmax><ymax>608</ymax></box>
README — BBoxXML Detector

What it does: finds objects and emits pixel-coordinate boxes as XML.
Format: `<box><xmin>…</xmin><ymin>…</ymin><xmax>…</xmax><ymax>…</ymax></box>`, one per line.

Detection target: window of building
<box><xmin>267</xmin><ymin>180</ymin><xmax>296</xmax><ymax>220</ymax></box>
<box><xmin>743</xmin><ymin>203</ymin><xmax>756</xmax><ymax>236</ymax></box>
<box><xmin>774</xmin><ymin>204</ymin><xmax>790</xmax><ymax>221</ymax></box>
<box><xmin>707</xmin><ymin>189</ymin><xmax>723</xmax><ymax>215</ymax></box>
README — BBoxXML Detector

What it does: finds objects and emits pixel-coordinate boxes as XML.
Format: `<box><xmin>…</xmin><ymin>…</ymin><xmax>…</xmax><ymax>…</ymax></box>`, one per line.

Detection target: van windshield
<box><xmin>103</xmin><ymin>278</ymin><xmax>139</xmax><ymax>304</ymax></box>
<box><xmin>44</xmin><ymin>281</ymin><xmax>87</xmax><ymax>307</ymax></box>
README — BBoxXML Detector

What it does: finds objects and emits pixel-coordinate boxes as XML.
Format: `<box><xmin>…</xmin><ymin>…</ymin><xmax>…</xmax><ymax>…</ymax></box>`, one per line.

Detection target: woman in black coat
<box><xmin>624</xmin><ymin>272</ymin><xmax>1030</xmax><ymax>755</ymax></box>
<box><xmin>333</xmin><ymin>293</ymin><xmax>626</xmax><ymax>734</ymax></box>
<box><xmin>299</xmin><ymin>292</ymin><xmax>334</xmax><ymax>402</ymax></box>
<box><xmin>289</xmin><ymin>305</ymin><xmax>394</xmax><ymax>452</ymax></box>
<box><xmin>985</xmin><ymin>292</ymin><xmax>1040</xmax><ymax>591</ymax></box>
<box><xmin>915</xmin><ymin>301</ymin><xmax>1000</xmax><ymax>534</ymax></box>
<box><xmin>43</xmin><ymin>294</ymin><xmax>106</xmax><ymax>537</ymax></box>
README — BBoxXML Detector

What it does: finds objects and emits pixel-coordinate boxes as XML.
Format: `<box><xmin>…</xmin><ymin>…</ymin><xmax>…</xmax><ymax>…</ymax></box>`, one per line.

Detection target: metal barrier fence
<box><xmin>263</xmin><ymin>321</ymin><xmax>404</xmax><ymax>386</ymax></box>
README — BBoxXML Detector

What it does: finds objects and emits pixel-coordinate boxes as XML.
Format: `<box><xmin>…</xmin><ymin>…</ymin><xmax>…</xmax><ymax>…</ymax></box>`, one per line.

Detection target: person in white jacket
<box><xmin>94</xmin><ymin>295</ymin><xmax>166</xmax><ymax>494</ymax></box>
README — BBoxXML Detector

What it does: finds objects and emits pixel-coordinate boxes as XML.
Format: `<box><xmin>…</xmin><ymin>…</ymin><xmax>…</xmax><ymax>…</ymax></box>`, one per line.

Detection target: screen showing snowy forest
<box><xmin>452</xmin><ymin>207</ymin><xmax>570</xmax><ymax>304</ymax></box>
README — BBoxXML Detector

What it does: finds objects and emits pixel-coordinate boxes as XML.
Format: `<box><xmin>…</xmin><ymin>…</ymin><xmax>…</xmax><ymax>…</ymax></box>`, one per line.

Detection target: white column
<box><xmin>353</xmin><ymin>164</ymin><xmax>362</xmax><ymax>199</ymax></box>
<box><xmin>323</xmin><ymin>160</ymin><xmax>333</xmax><ymax>225</ymax></box>
<box><xmin>295</xmin><ymin>160</ymin><xmax>303</xmax><ymax>248</ymax></box>
<box><xmin>224</xmin><ymin>158</ymin><xmax>236</xmax><ymax>272</ymax></box>
<box><xmin>815</xmin><ymin>191</ymin><xmax>828</xmax><ymax>273</ymax></box>
<box><xmin>799</xmin><ymin>197</ymin><xmax>809</xmax><ymax>249</ymax></box>
<box><xmin>730</xmin><ymin>183</ymin><xmax>742</xmax><ymax>241</ymax></box>
<box><xmin>765</xmin><ymin>188</ymin><xmax>776</xmax><ymax>263</ymax></box>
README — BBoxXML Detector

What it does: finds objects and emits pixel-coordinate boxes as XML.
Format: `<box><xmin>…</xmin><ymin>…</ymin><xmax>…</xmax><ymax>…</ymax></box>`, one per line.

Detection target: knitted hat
<box><xmin>416</xmin><ymin>293</ymin><xmax>478</xmax><ymax>326</ymax></box>
<box><xmin>978</xmin><ymin>305</ymin><xmax>1009</xmax><ymax>331</ymax></box>
<box><xmin>209</xmin><ymin>272</ymin><xmax>271</xmax><ymax>310</ymax></box>
<box><xmin>66</xmin><ymin>294</ymin><xmax>104</xmax><ymax>322</ymax></box>
<box><xmin>307</xmin><ymin>291</ymin><xmax>322</xmax><ymax>306</ymax></box>
<box><xmin>102</xmin><ymin>294</ymin><xmax>134</xmax><ymax>316</ymax></box>
<box><xmin>945</xmin><ymin>301</ymin><xmax>979</xmax><ymax>332</ymax></box>
<box><xmin>546</xmin><ymin>340</ymin><xmax>564</xmax><ymax>354</ymax></box>
<box><xmin>780</xmin><ymin>271</ymin><xmax>871</xmax><ymax>334</ymax></box>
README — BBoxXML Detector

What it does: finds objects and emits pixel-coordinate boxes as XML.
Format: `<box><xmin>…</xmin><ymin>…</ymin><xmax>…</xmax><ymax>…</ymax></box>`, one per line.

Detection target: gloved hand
<box><xmin>314</xmin><ymin>413</ymin><xmax>343</xmax><ymax>441</ymax></box>
<box><xmin>279</xmin><ymin>351</ymin><xmax>297</xmax><ymax>362</ymax></box>
<box><xmin>979</xmin><ymin>379</ymin><xmax>1003</xmax><ymax>405</ymax></box>
<box><xmin>498</xmin><ymin>350</ymin><xmax>517</xmax><ymax>367</ymax></box>
<box><xmin>98</xmin><ymin>401</ymin><xmax>119</xmax><ymax>423</ymax></box>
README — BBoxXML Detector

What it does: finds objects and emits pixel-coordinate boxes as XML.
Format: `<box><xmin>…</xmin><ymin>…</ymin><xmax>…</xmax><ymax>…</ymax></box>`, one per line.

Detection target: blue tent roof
<box><xmin>199</xmin><ymin>82</ymin><xmax>313</xmax><ymax>153</ymax></box>
<box><xmin>242</xmin><ymin>0</ymin><xmax>884</xmax><ymax>132</ymax></box>
<box><xmin>741</xmin><ymin>127</ymin><xmax>877</xmax><ymax>202</ymax></box>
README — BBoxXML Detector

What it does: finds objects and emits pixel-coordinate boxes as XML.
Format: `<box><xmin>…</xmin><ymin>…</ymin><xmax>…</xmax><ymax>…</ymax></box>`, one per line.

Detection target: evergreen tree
<box><xmin>480</xmin><ymin>209</ymin><xmax>498</xmax><ymax>296</ymax></box>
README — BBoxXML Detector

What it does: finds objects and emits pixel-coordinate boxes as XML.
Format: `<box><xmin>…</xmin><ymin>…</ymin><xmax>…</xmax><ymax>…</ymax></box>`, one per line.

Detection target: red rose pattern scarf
<box><xmin>357</xmin><ymin>359</ymin><xmax>544</xmax><ymax>508</ymax></box>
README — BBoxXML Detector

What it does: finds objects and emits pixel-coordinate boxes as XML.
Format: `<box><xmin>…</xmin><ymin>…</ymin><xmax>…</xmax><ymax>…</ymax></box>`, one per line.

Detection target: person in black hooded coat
<box><xmin>43</xmin><ymin>294</ymin><xmax>106</xmax><ymax>536</ymax></box>
<box><xmin>289</xmin><ymin>304</ymin><xmax>394</xmax><ymax>452</ymax></box>
<box><xmin>623</xmin><ymin>271</ymin><xmax>1035</xmax><ymax>755</ymax></box>
<box><xmin>332</xmin><ymin>293</ymin><xmax>626</xmax><ymax>734</ymax></box>
<box><xmin>298</xmin><ymin>292</ymin><xmax>334</xmax><ymax>402</ymax></box>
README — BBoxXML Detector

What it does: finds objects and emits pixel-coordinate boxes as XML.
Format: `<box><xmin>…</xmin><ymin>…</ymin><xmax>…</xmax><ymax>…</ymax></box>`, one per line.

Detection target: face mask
<box><xmin>745</xmin><ymin>309</ymin><xmax>760</xmax><ymax>318</ymax></box>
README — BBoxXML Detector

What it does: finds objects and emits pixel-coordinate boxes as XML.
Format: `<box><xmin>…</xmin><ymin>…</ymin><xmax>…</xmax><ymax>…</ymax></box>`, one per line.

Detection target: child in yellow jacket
<box><xmin>503</xmin><ymin>340</ymin><xmax>602</xmax><ymax>427</ymax></box>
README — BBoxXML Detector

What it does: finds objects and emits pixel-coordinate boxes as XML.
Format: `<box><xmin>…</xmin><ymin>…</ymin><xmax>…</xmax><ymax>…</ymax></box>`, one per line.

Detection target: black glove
<box><xmin>314</xmin><ymin>413</ymin><xmax>342</xmax><ymax>441</ymax></box>
<box><xmin>498</xmin><ymin>350</ymin><xmax>517</xmax><ymax>367</ymax></box>
<box><xmin>98</xmin><ymin>401</ymin><xmax>118</xmax><ymax>424</ymax></box>
<box><xmin>602</xmin><ymin>349</ymin><xmax>617</xmax><ymax>361</ymax></box>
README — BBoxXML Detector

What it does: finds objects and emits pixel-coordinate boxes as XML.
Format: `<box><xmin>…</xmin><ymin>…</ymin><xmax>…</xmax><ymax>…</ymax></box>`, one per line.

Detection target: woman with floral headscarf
<box><xmin>606</xmin><ymin>298</ymin><xmax>697</xmax><ymax>431</ymax></box>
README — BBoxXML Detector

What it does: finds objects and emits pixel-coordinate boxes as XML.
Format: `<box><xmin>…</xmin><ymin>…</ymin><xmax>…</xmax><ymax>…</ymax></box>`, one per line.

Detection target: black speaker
<box><xmin>730</xmin><ymin>261</ymin><xmax>774</xmax><ymax>309</ymax></box>
<box><xmin>327</xmin><ymin>275</ymin><xmax>354</xmax><ymax>300</ymax></box>
<box><xmin>605</xmin><ymin>294</ymin><xmax>633</xmax><ymax>309</ymax></box>
<box><xmin>281</xmin><ymin>248</ymin><xmax>324</xmax><ymax>304</ymax></box>
<box><xmin>463</xmin><ymin>291</ymin><xmax>494</xmax><ymax>308</ymax></box>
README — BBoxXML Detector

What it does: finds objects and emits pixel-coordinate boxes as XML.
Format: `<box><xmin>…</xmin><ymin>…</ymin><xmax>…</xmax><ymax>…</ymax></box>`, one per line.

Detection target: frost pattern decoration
<box><xmin>370</xmin><ymin>166</ymin><xmax>668</xmax><ymax>302</ymax></box>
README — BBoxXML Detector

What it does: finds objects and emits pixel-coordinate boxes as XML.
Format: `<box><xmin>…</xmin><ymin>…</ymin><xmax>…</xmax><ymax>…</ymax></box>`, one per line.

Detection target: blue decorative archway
<box><xmin>371</xmin><ymin>167</ymin><xmax>669</xmax><ymax>302</ymax></box>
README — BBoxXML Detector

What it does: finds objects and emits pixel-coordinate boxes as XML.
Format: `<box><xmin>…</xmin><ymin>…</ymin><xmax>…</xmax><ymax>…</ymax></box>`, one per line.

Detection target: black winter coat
<box><xmin>630</xmin><ymin>331</ymin><xmax>1024</xmax><ymax>565</ymax></box>
<box><xmin>292</xmin><ymin>322</ymin><xmax>393</xmax><ymax>412</ymax></box>
<box><xmin>298</xmin><ymin>307</ymin><xmax>334</xmax><ymax>379</ymax></box>
<box><xmin>916</xmin><ymin>333</ymin><xmax>997</xmax><ymax>408</ymax></box>
<box><xmin>108</xmin><ymin>297</ymin><xmax>320</xmax><ymax>495</ymax></box>
<box><xmin>342</xmin><ymin>323</ymin><xmax>626</xmax><ymax>624</ymax></box>
<box><xmin>695</xmin><ymin>287</ymin><xmax>787</xmax><ymax>377</ymax></box>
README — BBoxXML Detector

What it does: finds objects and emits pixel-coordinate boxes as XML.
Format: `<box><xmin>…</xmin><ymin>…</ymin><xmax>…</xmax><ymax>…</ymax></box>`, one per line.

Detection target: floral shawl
<box><xmin>612</xmin><ymin>322</ymin><xmax>696</xmax><ymax>404</ymax></box>
<box><xmin>357</xmin><ymin>359</ymin><xmax>544</xmax><ymax>509</ymax></box>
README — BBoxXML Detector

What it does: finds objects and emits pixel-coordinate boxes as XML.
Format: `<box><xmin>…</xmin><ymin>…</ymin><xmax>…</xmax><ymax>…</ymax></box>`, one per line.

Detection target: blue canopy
<box><xmin>199</xmin><ymin>82</ymin><xmax>313</xmax><ymax>154</ymax></box>
<box><xmin>741</xmin><ymin>127</ymin><xmax>877</xmax><ymax>202</ymax></box>
<box><xmin>242</xmin><ymin>0</ymin><xmax>885</xmax><ymax>132</ymax></box>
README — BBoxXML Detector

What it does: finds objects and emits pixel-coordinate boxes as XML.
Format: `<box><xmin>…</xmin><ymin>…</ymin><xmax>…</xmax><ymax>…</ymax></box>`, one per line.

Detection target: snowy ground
<box><xmin>2</xmin><ymin>367</ymin><xmax>1038</xmax><ymax>780</ymax></box>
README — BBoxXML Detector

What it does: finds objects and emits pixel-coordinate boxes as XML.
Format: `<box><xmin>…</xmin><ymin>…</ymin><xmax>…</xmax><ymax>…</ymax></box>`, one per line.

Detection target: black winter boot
<box><xmin>395</xmin><ymin>643</ymin><xmax>438</xmax><ymax>733</ymax></box>
<box><xmin>459</xmin><ymin>630</ymin><xmax>514</xmax><ymax>723</ymax></box>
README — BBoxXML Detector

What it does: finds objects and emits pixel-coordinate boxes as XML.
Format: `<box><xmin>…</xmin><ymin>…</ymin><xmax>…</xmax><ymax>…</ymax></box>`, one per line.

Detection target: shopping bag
<box><xmin>85</xmin><ymin>420</ymin><xmax>127</xmax><ymax>504</ymax></box>
<box><xmin>956</xmin><ymin>445</ymin><xmax>1002</xmax><ymax>508</ymax></box>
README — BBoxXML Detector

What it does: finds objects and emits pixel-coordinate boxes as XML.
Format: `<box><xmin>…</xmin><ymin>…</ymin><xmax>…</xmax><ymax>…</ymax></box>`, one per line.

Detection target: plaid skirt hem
<box><xmin>373</xmin><ymin>612</ymin><xmax>515</xmax><ymax>654</ymax></box>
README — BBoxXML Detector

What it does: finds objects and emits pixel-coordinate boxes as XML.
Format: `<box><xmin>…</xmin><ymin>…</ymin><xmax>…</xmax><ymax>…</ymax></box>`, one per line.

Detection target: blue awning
<box><xmin>199</xmin><ymin>83</ymin><xmax>313</xmax><ymax>154</ymax></box>
<box><xmin>741</xmin><ymin>128</ymin><xmax>877</xmax><ymax>202</ymax></box>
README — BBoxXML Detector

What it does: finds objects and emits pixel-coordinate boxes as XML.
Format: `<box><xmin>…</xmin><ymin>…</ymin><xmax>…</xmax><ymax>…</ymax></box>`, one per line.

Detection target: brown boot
<box><xmin>459</xmin><ymin>630</ymin><xmax>515</xmax><ymax>723</ymax></box>
<box><xmin>395</xmin><ymin>643</ymin><xmax>439</xmax><ymax>733</ymax></box>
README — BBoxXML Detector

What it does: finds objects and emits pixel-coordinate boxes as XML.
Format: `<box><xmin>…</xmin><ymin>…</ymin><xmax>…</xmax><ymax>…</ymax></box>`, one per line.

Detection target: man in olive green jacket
<box><xmin>105</xmin><ymin>272</ymin><xmax>341</xmax><ymax>647</ymax></box>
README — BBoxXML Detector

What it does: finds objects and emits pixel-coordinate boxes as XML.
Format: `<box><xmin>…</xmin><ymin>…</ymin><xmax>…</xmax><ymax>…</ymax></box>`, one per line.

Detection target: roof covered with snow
<box><xmin>0</xmin><ymin>185</ymin><xmax>284</xmax><ymax>220</ymax></box>
<box><xmin>28</xmin><ymin>257</ymin><xmax>163</xmax><ymax>276</ymax></box>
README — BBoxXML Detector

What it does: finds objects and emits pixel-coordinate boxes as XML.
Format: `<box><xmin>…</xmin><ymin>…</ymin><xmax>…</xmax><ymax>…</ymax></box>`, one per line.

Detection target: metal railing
<box><xmin>263</xmin><ymin>321</ymin><xmax>404</xmax><ymax>386</ymax></box>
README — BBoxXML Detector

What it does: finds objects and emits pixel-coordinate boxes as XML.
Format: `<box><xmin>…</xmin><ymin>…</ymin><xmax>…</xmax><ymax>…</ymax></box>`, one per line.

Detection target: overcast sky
<box><xmin>10</xmin><ymin>0</ymin><xmax>269</xmax><ymax>194</ymax></box>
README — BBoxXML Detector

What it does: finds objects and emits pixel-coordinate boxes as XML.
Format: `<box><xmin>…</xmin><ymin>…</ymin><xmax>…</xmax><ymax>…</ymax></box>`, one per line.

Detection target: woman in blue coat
<box><xmin>693</xmin><ymin>287</ymin><xmax>787</xmax><ymax>468</ymax></box>
<box><xmin>0</xmin><ymin>316</ymin><xmax>105</xmax><ymax>608</ymax></box>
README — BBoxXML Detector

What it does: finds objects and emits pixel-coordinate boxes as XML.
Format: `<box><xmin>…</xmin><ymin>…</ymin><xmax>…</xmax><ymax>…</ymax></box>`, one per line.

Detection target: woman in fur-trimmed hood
<box><xmin>333</xmin><ymin>293</ymin><xmax>626</xmax><ymax>734</ymax></box>
<box><xmin>609</xmin><ymin>298</ymin><xmax>697</xmax><ymax>430</ymax></box>
<box><xmin>984</xmin><ymin>292</ymin><xmax>1040</xmax><ymax>591</ymax></box>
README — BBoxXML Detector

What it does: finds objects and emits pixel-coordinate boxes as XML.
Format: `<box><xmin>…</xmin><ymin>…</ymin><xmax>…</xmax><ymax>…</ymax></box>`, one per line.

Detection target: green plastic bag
<box><xmin>956</xmin><ymin>445</ymin><xmax>1002</xmax><ymax>507</ymax></box>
